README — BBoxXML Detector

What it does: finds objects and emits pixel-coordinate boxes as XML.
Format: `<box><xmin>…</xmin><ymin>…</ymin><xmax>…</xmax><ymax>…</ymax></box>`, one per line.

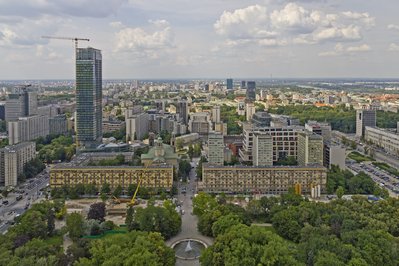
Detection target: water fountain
<box><xmin>172</xmin><ymin>239</ymin><xmax>207</xmax><ymax>260</ymax></box>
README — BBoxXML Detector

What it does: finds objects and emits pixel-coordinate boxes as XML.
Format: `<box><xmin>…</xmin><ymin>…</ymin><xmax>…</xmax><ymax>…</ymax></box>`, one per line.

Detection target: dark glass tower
<box><xmin>246</xmin><ymin>81</ymin><xmax>256</xmax><ymax>102</ymax></box>
<box><xmin>76</xmin><ymin>47</ymin><xmax>102</xmax><ymax>148</ymax></box>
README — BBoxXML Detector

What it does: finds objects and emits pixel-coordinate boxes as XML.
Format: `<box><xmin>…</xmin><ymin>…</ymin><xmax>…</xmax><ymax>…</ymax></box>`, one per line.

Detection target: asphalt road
<box><xmin>0</xmin><ymin>167</ymin><xmax>50</xmax><ymax>234</ymax></box>
<box><xmin>166</xmin><ymin>157</ymin><xmax>213</xmax><ymax>266</ymax></box>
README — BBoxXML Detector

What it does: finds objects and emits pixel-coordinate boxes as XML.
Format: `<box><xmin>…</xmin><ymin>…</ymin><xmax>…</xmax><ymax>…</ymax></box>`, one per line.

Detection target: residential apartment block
<box><xmin>201</xmin><ymin>164</ymin><xmax>327</xmax><ymax>194</ymax></box>
<box><xmin>50</xmin><ymin>165</ymin><xmax>173</xmax><ymax>190</ymax></box>
<box><xmin>0</xmin><ymin>142</ymin><xmax>36</xmax><ymax>187</ymax></box>
<box><xmin>365</xmin><ymin>126</ymin><xmax>399</xmax><ymax>156</ymax></box>
<box><xmin>297</xmin><ymin>131</ymin><xmax>324</xmax><ymax>166</ymax></box>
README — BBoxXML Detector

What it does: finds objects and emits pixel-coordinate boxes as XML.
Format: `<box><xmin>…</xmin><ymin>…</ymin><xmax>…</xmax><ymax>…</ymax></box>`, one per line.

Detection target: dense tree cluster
<box><xmin>19</xmin><ymin>157</ymin><xmax>45</xmax><ymax>181</ymax></box>
<box><xmin>196</xmin><ymin>156</ymin><xmax>207</xmax><ymax>180</ymax></box>
<box><xmin>102</xmin><ymin>126</ymin><xmax>126</xmax><ymax>141</ymax></box>
<box><xmin>196</xmin><ymin>192</ymin><xmax>399</xmax><ymax>266</ymax></box>
<box><xmin>75</xmin><ymin>231</ymin><xmax>175</xmax><ymax>266</ymax></box>
<box><xmin>327</xmin><ymin>165</ymin><xmax>389</xmax><ymax>197</ymax></box>
<box><xmin>178</xmin><ymin>160</ymin><xmax>191</xmax><ymax>181</ymax></box>
<box><xmin>269</xmin><ymin>105</ymin><xmax>399</xmax><ymax>133</ymax></box>
<box><xmin>0</xmin><ymin>201</ymin><xmax>69</xmax><ymax>265</ymax></box>
<box><xmin>36</xmin><ymin>134</ymin><xmax>75</xmax><ymax>163</ymax></box>
<box><xmin>193</xmin><ymin>193</ymin><xmax>251</xmax><ymax>237</ymax></box>
<box><xmin>187</xmin><ymin>143</ymin><xmax>202</xmax><ymax>159</ymax></box>
<box><xmin>220</xmin><ymin>105</ymin><xmax>245</xmax><ymax>135</ymax></box>
<box><xmin>125</xmin><ymin>200</ymin><xmax>181</xmax><ymax>240</ymax></box>
<box><xmin>87</xmin><ymin>154</ymin><xmax>125</xmax><ymax>166</ymax></box>
<box><xmin>0</xmin><ymin>197</ymin><xmax>176</xmax><ymax>266</ymax></box>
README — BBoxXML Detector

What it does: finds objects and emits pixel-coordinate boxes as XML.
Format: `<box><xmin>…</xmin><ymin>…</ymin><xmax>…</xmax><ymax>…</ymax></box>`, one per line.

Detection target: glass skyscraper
<box><xmin>76</xmin><ymin>47</ymin><xmax>102</xmax><ymax>148</ymax></box>
<box><xmin>226</xmin><ymin>78</ymin><xmax>233</xmax><ymax>90</ymax></box>
<box><xmin>246</xmin><ymin>81</ymin><xmax>256</xmax><ymax>102</ymax></box>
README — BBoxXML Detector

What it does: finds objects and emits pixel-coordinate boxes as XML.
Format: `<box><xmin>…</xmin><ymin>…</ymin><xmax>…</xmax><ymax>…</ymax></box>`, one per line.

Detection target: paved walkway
<box><xmin>166</xmin><ymin>159</ymin><xmax>213</xmax><ymax>266</ymax></box>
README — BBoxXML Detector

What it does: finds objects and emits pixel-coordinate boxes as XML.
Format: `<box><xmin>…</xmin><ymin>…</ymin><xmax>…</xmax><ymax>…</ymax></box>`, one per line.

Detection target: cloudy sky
<box><xmin>0</xmin><ymin>0</ymin><xmax>398</xmax><ymax>79</ymax></box>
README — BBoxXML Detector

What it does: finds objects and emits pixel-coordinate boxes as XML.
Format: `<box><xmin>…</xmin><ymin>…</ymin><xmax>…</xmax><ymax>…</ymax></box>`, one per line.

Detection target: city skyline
<box><xmin>0</xmin><ymin>1</ymin><xmax>399</xmax><ymax>79</ymax></box>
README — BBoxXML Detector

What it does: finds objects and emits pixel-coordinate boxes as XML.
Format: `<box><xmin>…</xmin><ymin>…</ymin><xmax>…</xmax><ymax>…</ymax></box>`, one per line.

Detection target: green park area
<box><xmin>348</xmin><ymin>151</ymin><xmax>375</xmax><ymax>163</ymax></box>
<box><xmin>373</xmin><ymin>162</ymin><xmax>399</xmax><ymax>177</ymax></box>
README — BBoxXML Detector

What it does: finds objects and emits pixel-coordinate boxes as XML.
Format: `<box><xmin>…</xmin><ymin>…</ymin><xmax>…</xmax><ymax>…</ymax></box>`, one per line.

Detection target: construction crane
<box><xmin>41</xmin><ymin>36</ymin><xmax>90</xmax><ymax>50</ymax></box>
<box><xmin>41</xmin><ymin>36</ymin><xmax>89</xmax><ymax>147</ymax></box>
<box><xmin>129</xmin><ymin>161</ymin><xmax>154</xmax><ymax>206</ymax></box>
<box><xmin>130</xmin><ymin>178</ymin><xmax>142</xmax><ymax>206</ymax></box>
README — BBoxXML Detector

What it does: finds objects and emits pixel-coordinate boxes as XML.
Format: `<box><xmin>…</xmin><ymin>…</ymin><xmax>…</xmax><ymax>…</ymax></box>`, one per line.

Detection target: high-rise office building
<box><xmin>241</xmin><ymin>80</ymin><xmax>246</xmax><ymax>89</ymax></box>
<box><xmin>126</xmin><ymin>112</ymin><xmax>149</xmax><ymax>141</ymax></box>
<box><xmin>297</xmin><ymin>131</ymin><xmax>324</xmax><ymax>166</ymax></box>
<box><xmin>208</xmin><ymin>133</ymin><xmax>224</xmax><ymax>165</ymax></box>
<box><xmin>252</xmin><ymin>133</ymin><xmax>273</xmax><ymax>166</ymax></box>
<box><xmin>176</xmin><ymin>100</ymin><xmax>188</xmax><ymax>125</ymax></box>
<box><xmin>212</xmin><ymin>105</ymin><xmax>221</xmax><ymax>124</ymax></box>
<box><xmin>76</xmin><ymin>47</ymin><xmax>103</xmax><ymax>148</ymax></box>
<box><xmin>356</xmin><ymin>109</ymin><xmax>376</xmax><ymax>138</ymax></box>
<box><xmin>226</xmin><ymin>79</ymin><xmax>233</xmax><ymax>90</ymax></box>
<box><xmin>0</xmin><ymin>103</ymin><xmax>5</xmax><ymax>120</ymax></box>
<box><xmin>5</xmin><ymin>89</ymin><xmax>37</xmax><ymax>122</ymax></box>
<box><xmin>246</xmin><ymin>81</ymin><xmax>256</xmax><ymax>102</ymax></box>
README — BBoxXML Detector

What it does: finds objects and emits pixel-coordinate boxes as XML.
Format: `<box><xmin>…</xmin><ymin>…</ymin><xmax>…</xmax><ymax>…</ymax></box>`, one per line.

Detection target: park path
<box><xmin>166</xmin><ymin>159</ymin><xmax>213</xmax><ymax>266</ymax></box>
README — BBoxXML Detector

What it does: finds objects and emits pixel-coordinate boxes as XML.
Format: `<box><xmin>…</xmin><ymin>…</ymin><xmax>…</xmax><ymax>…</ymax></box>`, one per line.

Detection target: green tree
<box><xmin>75</xmin><ymin>231</ymin><xmax>175</xmax><ymax>266</ymax></box>
<box><xmin>67</xmin><ymin>213</ymin><xmax>84</xmax><ymax>240</ymax></box>
<box><xmin>11</xmin><ymin>210</ymin><xmax>48</xmax><ymax>240</ymax></box>
<box><xmin>178</xmin><ymin>160</ymin><xmax>191</xmax><ymax>180</ymax></box>
<box><xmin>211</xmin><ymin>213</ymin><xmax>242</xmax><ymax>237</ymax></box>
<box><xmin>175</xmin><ymin>139</ymin><xmax>183</xmax><ymax>150</ymax></box>
<box><xmin>132</xmin><ymin>205</ymin><xmax>181</xmax><ymax>239</ymax></box>
<box><xmin>201</xmin><ymin>224</ymin><xmax>301</xmax><ymax>266</ymax></box>
<box><xmin>87</xmin><ymin>202</ymin><xmax>106</xmax><ymax>222</ymax></box>
<box><xmin>113</xmin><ymin>185</ymin><xmax>123</xmax><ymax>198</ymax></box>
<box><xmin>127</xmin><ymin>184</ymin><xmax>137</xmax><ymax>197</ymax></box>
<box><xmin>101</xmin><ymin>183</ymin><xmax>111</xmax><ymax>194</ymax></box>
<box><xmin>336</xmin><ymin>186</ymin><xmax>345</xmax><ymax>199</ymax></box>
<box><xmin>192</xmin><ymin>192</ymin><xmax>217</xmax><ymax>216</ymax></box>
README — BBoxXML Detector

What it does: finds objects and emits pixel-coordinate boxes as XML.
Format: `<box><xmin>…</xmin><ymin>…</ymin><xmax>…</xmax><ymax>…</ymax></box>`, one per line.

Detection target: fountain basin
<box><xmin>171</xmin><ymin>238</ymin><xmax>207</xmax><ymax>260</ymax></box>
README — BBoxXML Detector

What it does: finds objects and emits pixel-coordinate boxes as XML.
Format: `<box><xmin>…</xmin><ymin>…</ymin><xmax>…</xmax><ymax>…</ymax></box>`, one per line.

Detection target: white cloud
<box><xmin>388</xmin><ymin>43</ymin><xmax>399</xmax><ymax>51</ymax></box>
<box><xmin>214</xmin><ymin>5</ymin><xmax>272</xmax><ymax>39</ymax></box>
<box><xmin>341</xmin><ymin>11</ymin><xmax>375</xmax><ymax>28</ymax></box>
<box><xmin>0</xmin><ymin>15</ymin><xmax>63</xmax><ymax>47</ymax></box>
<box><xmin>387</xmin><ymin>24</ymin><xmax>399</xmax><ymax>31</ymax></box>
<box><xmin>258</xmin><ymin>39</ymin><xmax>288</xmax><ymax>47</ymax></box>
<box><xmin>319</xmin><ymin>43</ymin><xmax>371</xmax><ymax>56</ymax></box>
<box><xmin>270</xmin><ymin>3</ymin><xmax>319</xmax><ymax>33</ymax></box>
<box><xmin>313</xmin><ymin>25</ymin><xmax>362</xmax><ymax>42</ymax></box>
<box><xmin>114</xmin><ymin>20</ymin><xmax>174</xmax><ymax>59</ymax></box>
<box><xmin>35</xmin><ymin>44</ymin><xmax>64</xmax><ymax>61</ymax></box>
<box><xmin>110</xmin><ymin>21</ymin><xmax>123</xmax><ymax>28</ymax></box>
<box><xmin>346</xmin><ymin>44</ymin><xmax>370</xmax><ymax>52</ymax></box>
<box><xmin>214</xmin><ymin>3</ymin><xmax>375</xmax><ymax>51</ymax></box>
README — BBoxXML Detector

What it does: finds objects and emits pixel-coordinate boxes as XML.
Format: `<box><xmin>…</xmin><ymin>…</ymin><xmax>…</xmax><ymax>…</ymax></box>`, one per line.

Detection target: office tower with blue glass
<box><xmin>76</xmin><ymin>47</ymin><xmax>102</xmax><ymax>148</ymax></box>
<box><xmin>226</xmin><ymin>78</ymin><xmax>233</xmax><ymax>90</ymax></box>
